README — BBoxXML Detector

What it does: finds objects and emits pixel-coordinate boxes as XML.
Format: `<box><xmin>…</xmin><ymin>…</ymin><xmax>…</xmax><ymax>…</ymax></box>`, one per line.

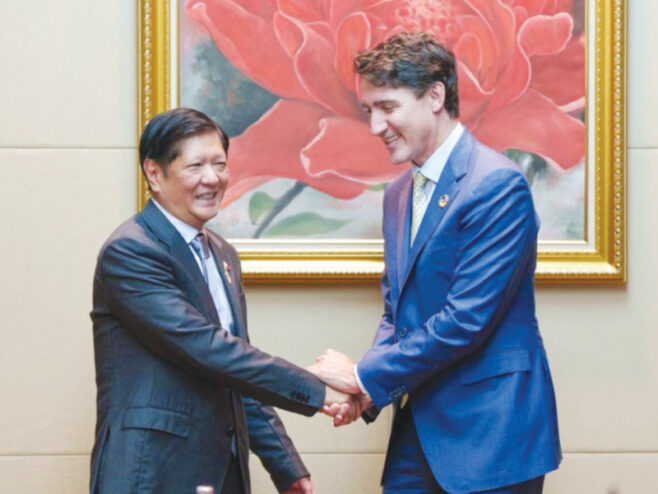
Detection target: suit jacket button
<box><xmin>226</xmin><ymin>426</ymin><xmax>235</xmax><ymax>437</ymax></box>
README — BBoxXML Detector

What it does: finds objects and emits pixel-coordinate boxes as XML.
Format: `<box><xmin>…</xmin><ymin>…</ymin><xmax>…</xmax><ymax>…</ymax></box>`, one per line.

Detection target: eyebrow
<box><xmin>363</xmin><ymin>99</ymin><xmax>399</xmax><ymax>108</ymax></box>
<box><xmin>189</xmin><ymin>153</ymin><xmax>226</xmax><ymax>163</ymax></box>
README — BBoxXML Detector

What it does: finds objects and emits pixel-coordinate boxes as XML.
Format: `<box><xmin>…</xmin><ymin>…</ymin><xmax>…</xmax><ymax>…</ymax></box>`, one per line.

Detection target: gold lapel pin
<box><xmin>223</xmin><ymin>261</ymin><xmax>233</xmax><ymax>284</ymax></box>
<box><xmin>438</xmin><ymin>194</ymin><xmax>450</xmax><ymax>208</ymax></box>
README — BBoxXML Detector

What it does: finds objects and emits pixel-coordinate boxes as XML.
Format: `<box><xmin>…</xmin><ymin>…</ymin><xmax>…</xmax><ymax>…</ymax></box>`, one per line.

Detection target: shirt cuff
<box><xmin>354</xmin><ymin>364</ymin><xmax>370</xmax><ymax>397</ymax></box>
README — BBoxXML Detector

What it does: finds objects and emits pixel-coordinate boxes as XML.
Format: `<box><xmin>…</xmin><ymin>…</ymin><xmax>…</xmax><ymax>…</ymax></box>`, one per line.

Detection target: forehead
<box><xmin>360</xmin><ymin>80</ymin><xmax>418</xmax><ymax>106</ymax></box>
<box><xmin>177</xmin><ymin>131</ymin><xmax>226</xmax><ymax>158</ymax></box>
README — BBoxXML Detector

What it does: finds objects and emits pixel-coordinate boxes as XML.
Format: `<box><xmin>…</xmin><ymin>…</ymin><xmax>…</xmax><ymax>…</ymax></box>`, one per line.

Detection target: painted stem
<box><xmin>253</xmin><ymin>181</ymin><xmax>308</xmax><ymax>238</ymax></box>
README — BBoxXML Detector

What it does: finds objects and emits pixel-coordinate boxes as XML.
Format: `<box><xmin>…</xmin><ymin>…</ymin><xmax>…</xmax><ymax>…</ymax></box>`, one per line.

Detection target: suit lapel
<box><xmin>140</xmin><ymin>201</ymin><xmax>220</xmax><ymax>326</ymax></box>
<box><xmin>398</xmin><ymin>130</ymin><xmax>474</xmax><ymax>293</ymax></box>
<box><xmin>394</xmin><ymin>174</ymin><xmax>412</xmax><ymax>292</ymax></box>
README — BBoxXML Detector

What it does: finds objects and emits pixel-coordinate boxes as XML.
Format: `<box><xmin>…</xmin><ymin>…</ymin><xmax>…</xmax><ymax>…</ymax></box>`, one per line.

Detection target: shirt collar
<box><xmin>152</xmin><ymin>199</ymin><xmax>202</xmax><ymax>244</ymax></box>
<box><xmin>412</xmin><ymin>122</ymin><xmax>464</xmax><ymax>182</ymax></box>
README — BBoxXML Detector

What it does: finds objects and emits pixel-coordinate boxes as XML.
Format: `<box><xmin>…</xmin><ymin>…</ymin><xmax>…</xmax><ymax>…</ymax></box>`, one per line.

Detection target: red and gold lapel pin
<box><xmin>223</xmin><ymin>261</ymin><xmax>233</xmax><ymax>284</ymax></box>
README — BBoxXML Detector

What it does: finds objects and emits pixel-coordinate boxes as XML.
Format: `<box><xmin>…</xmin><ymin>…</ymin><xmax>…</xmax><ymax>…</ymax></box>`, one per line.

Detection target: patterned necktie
<box><xmin>411</xmin><ymin>172</ymin><xmax>429</xmax><ymax>245</ymax></box>
<box><xmin>190</xmin><ymin>232</ymin><xmax>211</xmax><ymax>283</ymax></box>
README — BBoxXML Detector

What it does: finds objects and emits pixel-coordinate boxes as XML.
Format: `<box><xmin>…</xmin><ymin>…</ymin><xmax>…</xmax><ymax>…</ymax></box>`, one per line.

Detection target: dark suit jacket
<box><xmin>90</xmin><ymin>200</ymin><xmax>325</xmax><ymax>494</ymax></box>
<box><xmin>358</xmin><ymin>130</ymin><xmax>561</xmax><ymax>493</ymax></box>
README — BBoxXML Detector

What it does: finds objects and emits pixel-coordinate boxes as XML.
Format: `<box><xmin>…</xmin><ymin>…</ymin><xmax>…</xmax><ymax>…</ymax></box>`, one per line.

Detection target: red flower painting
<box><xmin>183</xmin><ymin>0</ymin><xmax>585</xmax><ymax>239</ymax></box>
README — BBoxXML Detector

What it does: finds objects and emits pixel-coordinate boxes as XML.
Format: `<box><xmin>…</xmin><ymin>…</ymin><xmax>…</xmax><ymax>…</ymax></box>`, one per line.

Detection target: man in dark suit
<box><xmin>310</xmin><ymin>33</ymin><xmax>561</xmax><ymax>493</ymax></box>
<box><xmin>90</xmin><ymin>108</ymin><xmax>352</xmax><ymax>494</ymax></box>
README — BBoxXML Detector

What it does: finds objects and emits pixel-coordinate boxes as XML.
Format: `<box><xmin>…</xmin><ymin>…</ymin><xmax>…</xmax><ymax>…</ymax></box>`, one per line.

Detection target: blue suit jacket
<box><xmin>358</xmin><ymin>130</ymin><xmax>561</xmax><ymax>493</ymax></box>
<box><xmin>90</xmin><ymin>201</ymin><xmax>325</xmax><ymax>494</ymax></box>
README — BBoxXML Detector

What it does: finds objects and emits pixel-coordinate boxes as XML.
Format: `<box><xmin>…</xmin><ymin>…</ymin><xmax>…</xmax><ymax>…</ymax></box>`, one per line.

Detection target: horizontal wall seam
<box><xmin>2</xmin><ymin>451</ymin><xmax>658</xmax><ymax>458</ymax></box>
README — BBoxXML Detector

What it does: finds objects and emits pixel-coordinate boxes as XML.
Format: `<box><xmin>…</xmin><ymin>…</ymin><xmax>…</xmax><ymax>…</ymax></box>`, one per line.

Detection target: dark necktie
<box><xmin>190</xmin><ymin>232</ymin><xmax>211</xmax><ymax>283</ymax></box>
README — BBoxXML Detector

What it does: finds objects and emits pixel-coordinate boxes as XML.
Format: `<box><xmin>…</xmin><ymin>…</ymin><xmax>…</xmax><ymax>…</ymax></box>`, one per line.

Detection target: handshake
<box><xmin>307</xmin><ymin>349</ymin><xmax>373</xmax><ymax>427</ymax></box>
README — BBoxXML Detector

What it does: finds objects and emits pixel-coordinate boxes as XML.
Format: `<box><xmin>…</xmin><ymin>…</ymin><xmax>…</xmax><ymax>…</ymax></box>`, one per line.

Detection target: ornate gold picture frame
<box><xmin>138</xmin><ymin>0</ymin><xmax>626</xmax><ymax>282</ymax></box>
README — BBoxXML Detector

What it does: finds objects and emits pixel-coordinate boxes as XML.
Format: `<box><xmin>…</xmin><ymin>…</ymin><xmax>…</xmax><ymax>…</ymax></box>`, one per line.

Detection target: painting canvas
<box><xmin>138</xmin><ymin>0</ymin><xmax>626</xmax><ymax>281</ymax></box>
<box><xmin>180</xmin><ymin>0</ymin><xmax>585</xmax><ymax>242</ymax></box>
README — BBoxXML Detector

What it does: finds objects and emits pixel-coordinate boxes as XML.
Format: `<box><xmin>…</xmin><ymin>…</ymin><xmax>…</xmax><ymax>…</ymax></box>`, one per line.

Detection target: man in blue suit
<box><xmin>310</xmin><ymin>32</ymin><xmax>561</xmax><ymax>493</ymax></box>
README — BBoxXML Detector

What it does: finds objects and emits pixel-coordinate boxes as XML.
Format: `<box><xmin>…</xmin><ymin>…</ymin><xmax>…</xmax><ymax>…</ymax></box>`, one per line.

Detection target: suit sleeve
<box><xmin>358</xmin><ymin>168</ymin><xmax>538</xmax><ymax>410</ymax></box>
<box><xmin>244</xmin><ymin>397</ymin><xmax>309</xmax><ymax>492</ymax></box>
<box><xmin>370</xmin><ymin>267</ymin><xmax>397</xmax><ymax>351</ymax></box>
<box><xmin>97</xmin><ymin>236</ymin><xmax>325</xmax><ymax>415</ymax></box>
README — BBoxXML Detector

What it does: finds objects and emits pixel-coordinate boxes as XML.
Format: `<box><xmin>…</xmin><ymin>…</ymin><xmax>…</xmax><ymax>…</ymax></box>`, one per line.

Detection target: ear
<box><xmin>428</xmin><ymin>82</ymin><xmax>446</xmax><ymax>114</ymax></box>
<box><xmin>143</xmin><ymin>158</ymin><xmax>164</xmax><ymax>193</ymax></box>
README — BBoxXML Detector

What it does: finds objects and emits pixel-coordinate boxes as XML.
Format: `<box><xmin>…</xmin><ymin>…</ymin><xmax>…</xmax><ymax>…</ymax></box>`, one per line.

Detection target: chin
<box><xmin>193</xmin><ymin>206</ymin><xmax>219</xmax><ymax>222</ymax></box>
<box><xmin>389</xmin><ymin>153</ymin><xmax>409</xmax><ymax>165</ymax></box>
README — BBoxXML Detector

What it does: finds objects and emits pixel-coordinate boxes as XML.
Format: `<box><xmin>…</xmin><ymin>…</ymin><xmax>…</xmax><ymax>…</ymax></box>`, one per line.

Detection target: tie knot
<box><xmin>191</xmin><ymin>232</ymin><xmax>210</xmax><ymax>260</ymax></box>
<box><xmin>413</xmin><ymin>172</ymin><xmax>428</xmax><ymax>191</ymax></box>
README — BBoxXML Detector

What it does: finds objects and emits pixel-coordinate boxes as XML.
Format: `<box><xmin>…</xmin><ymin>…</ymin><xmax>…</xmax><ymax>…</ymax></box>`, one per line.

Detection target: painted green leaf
<box><xmin>263</xmin><ymin>212</ymin><xmax>349</xmax><ymax>237</ymax></box>
<box><xmin>249</xmin><ymin>192</ymin><xmax>276</xmax><ymax>224</ymax></box>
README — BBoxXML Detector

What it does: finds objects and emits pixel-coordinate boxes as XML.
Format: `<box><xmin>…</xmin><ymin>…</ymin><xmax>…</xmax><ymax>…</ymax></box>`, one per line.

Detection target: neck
<box><xmin>415</xmin><ymin>117</ymin><xmax>459</xmax><ymax>166</ymax></box>
<box><xmin>434</xmin><ymin>116</ymin><xmax>458</xmax><ymax>150</ymax></box>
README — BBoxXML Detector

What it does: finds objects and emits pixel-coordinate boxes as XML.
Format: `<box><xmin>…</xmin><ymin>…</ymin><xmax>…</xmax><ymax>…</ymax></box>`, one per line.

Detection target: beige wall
<box><xmin>0</xmin><ymin>1</ymin><xmax>656</xmax><ymax>492</ymax></box>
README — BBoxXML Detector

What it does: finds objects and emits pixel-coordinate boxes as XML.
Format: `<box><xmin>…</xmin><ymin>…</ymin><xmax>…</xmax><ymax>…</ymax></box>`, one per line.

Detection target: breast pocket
<box><xmin>459</xmin><ymin>349</ymin><xmax>531</xmax><ymax>385</ymax></box>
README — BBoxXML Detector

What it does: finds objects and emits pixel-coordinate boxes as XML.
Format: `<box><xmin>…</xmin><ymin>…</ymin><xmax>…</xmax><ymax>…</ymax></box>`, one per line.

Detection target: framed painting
<box><xmin>138</xmin><ymin>0</ymin><xmax>626</xmax><ymax>282</ymax></box>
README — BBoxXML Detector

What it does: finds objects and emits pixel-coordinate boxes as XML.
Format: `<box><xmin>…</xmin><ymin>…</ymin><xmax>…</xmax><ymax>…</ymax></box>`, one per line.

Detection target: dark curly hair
<box><xmin>354</xmin><ymin>32</ymin><xmax>460</xmax><ymax>118</ymax></box>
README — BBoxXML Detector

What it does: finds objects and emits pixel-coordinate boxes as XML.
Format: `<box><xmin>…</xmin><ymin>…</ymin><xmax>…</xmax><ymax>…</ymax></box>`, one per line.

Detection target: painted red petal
<box><xmin>335</xmin><ymin>13</ymin><xmax>372</xmax><ymax>93</ymax></box>
<box><xmin>185</xmin><ymin>0</ymin><xmax>308</xmax><ymax>101</ymax></box>
<box><xmin>530</xmin><ymin>36</ymin><xmax>585</xmax><ymax>106</ymax></box>
<box><xmin>510</xmin><ymin>0</ymin><xmax>575</xmax><ymax>16</ymax></box>
<box><xmin>518</xmin><ymin>13</ymin><xmax>573</xmax><ymax>57</ymax></box>
<box><xmin>512</xmin><ymin>5</ymin><xmax>530</xmax><ymax>26</ymax></box>
<box><xmin>222</xmin><ymin>176</ymin><xmax>271</xmax><ymax>207</ymax></box>
<box><xmin>463</xmin><ymin>0</ymin><xmax>517</xmax><ymax>64</ymax></box>
<box><xmin>326</xmin><ymin>0</ymin><xmax>363</xmax><ymax>28</ymax></box>
<box><xmin>482</xmin><ymin>47</ymin><xmax>531</xmax><ymax>117</ymax></box>
<box><xmin>291</xmin><ymin>20</ymin><xmax>363</xmax><ymax>119</ymax></box>
<box><xmin>454</xmin><ymin>31</ymin><xmax>483</xmax><ymax>76</ymax></box>
<box><xmin>302</xmin><ymin>116</ymin><xmax>406</xmax><ymax>183</ymax></box>
<box><xmin>223</xmin><ymin>100</ymin><xmax>369</xmax><ymax>204</ymax></box>
<box><xmin>273</xmin><ymin>11</ymin><xmax>304</xmax><ymax>58</ymax></box>
<box><xmin>457</xmin><ymin>61</ymin><xmax>493</xmax><ymax>124</ymax></box>
<box><xmin>278</xmin><ymin>0</ymin><xmax>324</xmax><ymax>22</ymax></box>
<box><xmin>227</xmin><ymin>0</ymin><xmax>277</xmax><ymax>18</ymax></box>
<box><xmin>455</xmin><ymin>15</ymin><xmax>499</xmax><ymax>91</ymax></box>
<box><xmin>472</xmin><ymin>89</ymin><xmax>584</xmax><ymax>169</ymax></box>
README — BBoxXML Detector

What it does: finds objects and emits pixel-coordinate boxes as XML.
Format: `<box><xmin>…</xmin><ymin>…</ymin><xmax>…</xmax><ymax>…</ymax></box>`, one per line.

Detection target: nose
<box><xmin>369</xmin><ymin>111</ymin><xmax>386</xmax><ymax>136</ymax></box>
<box><xmin>200</xmin><ymin>163</ymin><xmax>221</xmax><ymax>184</ymax></box>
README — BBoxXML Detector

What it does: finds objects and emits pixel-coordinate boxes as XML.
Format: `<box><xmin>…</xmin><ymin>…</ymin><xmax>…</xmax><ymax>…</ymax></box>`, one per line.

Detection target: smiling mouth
<box><xmin>383</xmin><ymin>135</ymin><xmax>399</xmax><ymax>147</ymax></box>
<box><xmin>195</xmin><ymin>192</ymin><xmax>218</xmax><ymax>201</ymax></box>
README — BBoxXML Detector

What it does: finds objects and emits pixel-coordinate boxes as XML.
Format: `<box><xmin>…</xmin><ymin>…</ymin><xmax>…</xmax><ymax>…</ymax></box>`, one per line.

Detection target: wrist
<box><xmin>353</xmin><ymin>363</ymin><xmax>370</xmax><ymax>397</ymax></box>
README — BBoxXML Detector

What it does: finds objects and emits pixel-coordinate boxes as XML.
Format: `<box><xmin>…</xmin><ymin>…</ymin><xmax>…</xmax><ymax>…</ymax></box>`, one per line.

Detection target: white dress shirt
<box><xmin>153</xmin><ymin>200</ymin><xmax>235</xmax><ymax>334</ymax></box>
<box><xmin>412</xmin><ymin>121</ymin><xmax>464</xmax><ymax>198</ymax></box>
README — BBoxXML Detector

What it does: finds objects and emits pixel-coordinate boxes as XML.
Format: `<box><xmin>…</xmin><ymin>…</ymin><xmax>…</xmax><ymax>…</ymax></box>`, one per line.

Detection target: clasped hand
<box><xmin>308</xmin><ymin>349</ymin><xmax>372</xmax><ymax>427</ymax></box>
